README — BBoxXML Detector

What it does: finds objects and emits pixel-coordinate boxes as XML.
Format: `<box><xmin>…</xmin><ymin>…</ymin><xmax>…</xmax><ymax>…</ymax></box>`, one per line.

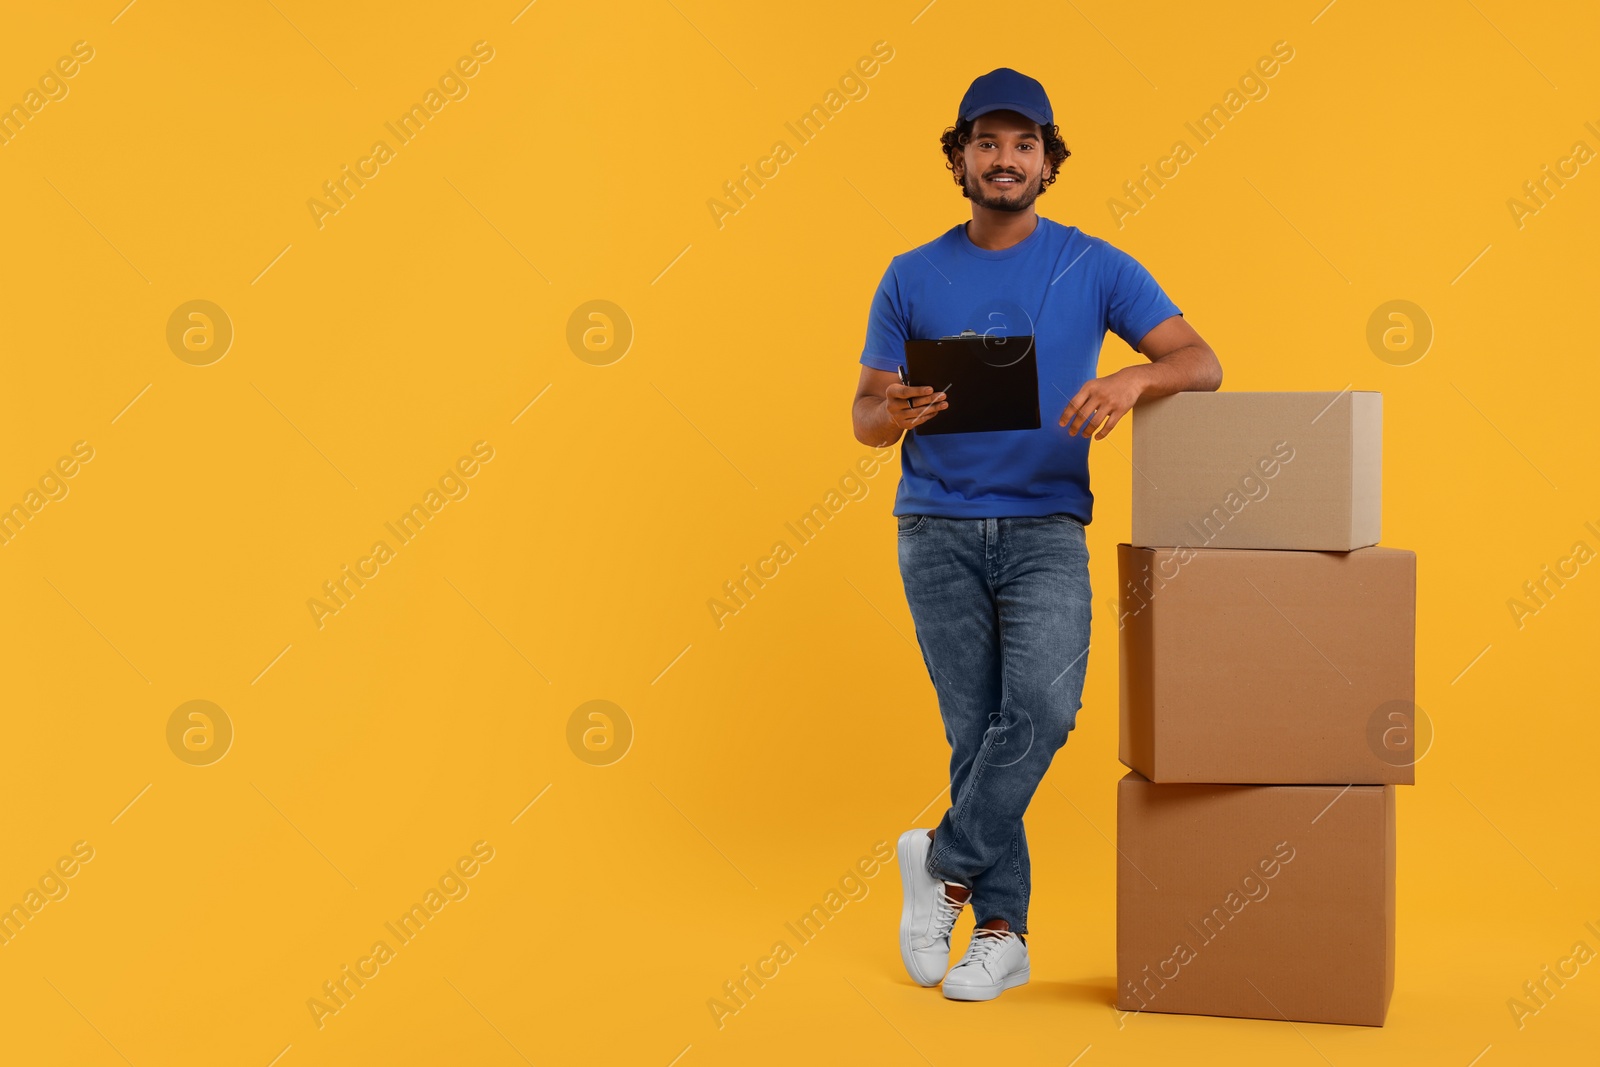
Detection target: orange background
<box><xmin>0</xmin><ymin>1</ymin><xmax>1596</xmax><ymax>1064</ymax></box>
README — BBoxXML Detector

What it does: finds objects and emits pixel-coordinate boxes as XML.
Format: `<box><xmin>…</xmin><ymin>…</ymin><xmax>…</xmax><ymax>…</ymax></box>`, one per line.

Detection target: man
<box><xmin>851</xmin><ymin>68</ymin><xmax>1222</xmax><ymax>1001</ymax></box>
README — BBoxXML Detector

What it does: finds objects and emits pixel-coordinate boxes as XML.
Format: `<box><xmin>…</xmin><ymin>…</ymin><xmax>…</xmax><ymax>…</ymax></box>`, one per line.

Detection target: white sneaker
<box><xmin>941</xmin><ymin>927</ymin><xmax>1030</xmax><ymax>1001</ymax></box>
<box><xmin>897</xmin><ymin>829</ymin><xmax>967</xmax><ymax>986</ymax></box>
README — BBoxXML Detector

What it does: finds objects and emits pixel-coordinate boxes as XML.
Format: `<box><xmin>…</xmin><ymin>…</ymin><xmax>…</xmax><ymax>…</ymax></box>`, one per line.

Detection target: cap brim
<box><xmin>963</xmin><ymin>102</ymin><xmax>1050</xmax><ymax>126</ymax></box>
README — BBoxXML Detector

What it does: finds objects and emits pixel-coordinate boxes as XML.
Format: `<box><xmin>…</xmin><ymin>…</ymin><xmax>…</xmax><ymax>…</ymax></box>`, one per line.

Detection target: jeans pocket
<box><xmin>896</xmin><ymin>514</ymin><xmax>926</xmax><ymax>537</ymax></box>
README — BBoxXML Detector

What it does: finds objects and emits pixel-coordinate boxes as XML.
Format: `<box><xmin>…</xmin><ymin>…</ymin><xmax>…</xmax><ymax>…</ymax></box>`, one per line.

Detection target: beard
<box><xmin>962</xmin><ymin>168</ymin><xmax>1043</xmax><ymax>212</ymax></box>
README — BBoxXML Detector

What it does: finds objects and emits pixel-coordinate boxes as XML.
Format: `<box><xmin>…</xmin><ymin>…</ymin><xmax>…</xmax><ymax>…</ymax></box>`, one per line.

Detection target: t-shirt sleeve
<box><xmin>859</xmin><ymin>261</ymin><xmax>909</xmax><ymax>372</ymax></box>
<box><xmin>1104</xmin><ymin>245</ymin><xmax>1182</xmax><ymax>353</ymax></box>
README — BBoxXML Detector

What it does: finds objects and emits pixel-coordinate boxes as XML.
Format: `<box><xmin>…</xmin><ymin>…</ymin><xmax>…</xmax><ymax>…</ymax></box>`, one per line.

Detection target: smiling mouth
<box><xmin>986</xmin><ymin>175</ymin><xmax>1022</xmax><ymax>186</ymax></box>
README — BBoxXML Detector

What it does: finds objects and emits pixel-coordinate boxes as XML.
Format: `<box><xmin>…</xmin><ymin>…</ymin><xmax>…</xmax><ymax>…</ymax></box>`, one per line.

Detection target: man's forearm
<box><xmin>854</xmin><ymin>396</ymin><xmax>903</xmax><ymax>448</ymax></box>
<box><xmin>1125</xmin><ymin>345</ymin><xmax>1223</xmax><ymax>401</ymax></box>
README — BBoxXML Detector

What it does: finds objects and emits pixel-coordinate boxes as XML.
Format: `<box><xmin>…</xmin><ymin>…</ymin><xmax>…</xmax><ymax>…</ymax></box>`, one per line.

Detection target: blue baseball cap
<box><xmin>957</xmin><ymin>67</ymin><xmax>1053</xmax><ymax>127</ymax></box>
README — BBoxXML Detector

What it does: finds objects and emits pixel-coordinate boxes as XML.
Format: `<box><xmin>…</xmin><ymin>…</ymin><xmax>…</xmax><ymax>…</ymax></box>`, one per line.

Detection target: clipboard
<box><xmin>903</xmin><ymin>331</ymin><xmax>1041</xmax><ymax>435</ymax></box>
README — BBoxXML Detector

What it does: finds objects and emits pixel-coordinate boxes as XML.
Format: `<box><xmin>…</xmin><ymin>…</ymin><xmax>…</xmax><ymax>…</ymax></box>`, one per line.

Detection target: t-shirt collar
<box><xmin>960</xmin><ymin>215</ymin><xmax>1047</xmax><ymax>260</ymax></box>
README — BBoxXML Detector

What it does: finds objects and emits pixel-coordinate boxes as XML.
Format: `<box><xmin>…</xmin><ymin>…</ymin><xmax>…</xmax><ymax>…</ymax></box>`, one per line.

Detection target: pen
<box><xmin>898</xmin><ymin>364</ymin><xmax>919</xmax><ymax>410</ymax></box>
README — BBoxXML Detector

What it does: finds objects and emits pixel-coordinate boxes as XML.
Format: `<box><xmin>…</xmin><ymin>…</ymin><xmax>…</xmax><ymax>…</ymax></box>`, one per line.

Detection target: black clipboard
<box><xmin>903</xmin><ymin>331</ymin><xmax>1041</xmax><ymax>435</ymax></box>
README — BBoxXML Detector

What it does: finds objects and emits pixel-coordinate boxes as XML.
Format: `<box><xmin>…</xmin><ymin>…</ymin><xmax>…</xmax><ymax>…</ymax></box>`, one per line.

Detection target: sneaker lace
<box><xmin>961</xmin><ymin>927</ymin><xmax>1017</xmax><ymax>972</ymax></box>
<box><xmin>930</xmin><ymin>884</ymin><xmax>965</xmax><ymax>941</ymax></box>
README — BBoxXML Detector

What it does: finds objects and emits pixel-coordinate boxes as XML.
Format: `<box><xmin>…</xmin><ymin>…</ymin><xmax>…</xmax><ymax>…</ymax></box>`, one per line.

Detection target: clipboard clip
<box><xmin>939</xmin><ymin>329</ymin><xmax>981</xmax><ymax>339</ymax></box>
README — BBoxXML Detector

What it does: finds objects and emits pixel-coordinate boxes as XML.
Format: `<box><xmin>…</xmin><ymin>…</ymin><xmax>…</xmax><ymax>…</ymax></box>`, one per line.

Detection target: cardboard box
<box><xmin>1118</xmin><ymin>543</ymin><xmax>1417</xmax><ymax>785</ymax></box>
<box><xmin>1116</xmin><ymin>772</ymin><xmax>1396</xmax><ymax>1026</ymax></box>
<box><xmin>1131</xmin><ymin>390</ymin><xmax>1381</xmax><ymax>551</ymax></box>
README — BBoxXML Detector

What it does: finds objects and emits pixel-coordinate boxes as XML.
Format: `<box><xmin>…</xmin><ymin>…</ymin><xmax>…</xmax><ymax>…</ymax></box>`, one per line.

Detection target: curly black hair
<box><xmin>940</xmin><ymin>116</ymin><xmax>1071</xmax><ymax>198</ymax></box>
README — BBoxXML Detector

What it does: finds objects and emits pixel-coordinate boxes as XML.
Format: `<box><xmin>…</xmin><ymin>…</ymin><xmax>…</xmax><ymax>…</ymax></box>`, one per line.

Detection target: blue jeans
<box><xmin>896</xmin><ymin>513</ymin><xmax>1093</xmax><ymax>935</ymax></box>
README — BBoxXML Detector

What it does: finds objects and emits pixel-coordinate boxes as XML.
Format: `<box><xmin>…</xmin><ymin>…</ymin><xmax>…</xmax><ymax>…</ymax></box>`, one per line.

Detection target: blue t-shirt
<box><xmin>859</xmin><ymin>215</ymin><xmax>1181</xmax><ymax>523</ymax></box>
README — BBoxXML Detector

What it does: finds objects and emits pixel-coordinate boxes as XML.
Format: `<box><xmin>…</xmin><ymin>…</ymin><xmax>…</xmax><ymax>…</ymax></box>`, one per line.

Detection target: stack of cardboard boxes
<box><xmin>1114</xmin><ymin>391</ymin><xmax>1416</xmax><ymax>1027</ymax></box>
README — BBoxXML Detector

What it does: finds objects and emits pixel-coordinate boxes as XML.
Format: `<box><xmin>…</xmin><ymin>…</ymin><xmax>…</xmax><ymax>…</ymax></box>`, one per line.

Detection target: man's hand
<box><xmin>1058</xmin><ymin>367</ymin><xmax>1146</xmax><ymax>440</ymax></box>
<box><xmin>887</xmin><ymin>383</ymin><xmax>949</xmax><ymax>432</ymax></box>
